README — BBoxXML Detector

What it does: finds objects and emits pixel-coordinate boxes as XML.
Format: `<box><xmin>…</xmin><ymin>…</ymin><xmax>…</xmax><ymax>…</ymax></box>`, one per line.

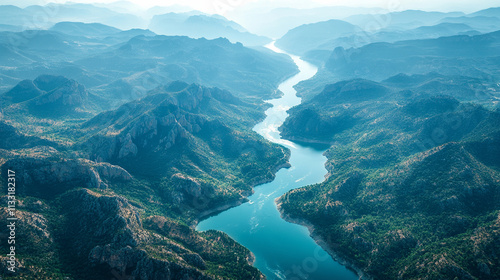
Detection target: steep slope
<box><xmin>0</xmin><ymin>81</ymin><xmax>288</xmax><ymax>279</ymax></box>
<box><xmin>1</xmin><ymin>75</ymin><xmax>99</xmax><ymax>119</ymax></box>
<box><xmin>0</xmin><ymin>186</ymin><xmax>262</xmax><ymax>279</ymax></box>
<box><xmin>80</xmin><ymin>81</ymin><xmax>289</xmax><ymax>217</ymax></box>
<box><xmin>0</xmin><ymin>121</ymin><xmax>53</xmax><ymax>149</ymax></box>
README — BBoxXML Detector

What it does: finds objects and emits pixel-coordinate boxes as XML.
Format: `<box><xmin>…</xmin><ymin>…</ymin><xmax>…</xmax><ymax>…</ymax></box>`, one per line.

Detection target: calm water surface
<box><xmin>197</xmin><ymin>43</ymin><xmax>357</xmax><ymax>280</ymax></box>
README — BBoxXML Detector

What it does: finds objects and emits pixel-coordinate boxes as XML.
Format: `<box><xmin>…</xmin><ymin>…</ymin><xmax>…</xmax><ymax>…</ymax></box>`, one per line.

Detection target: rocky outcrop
<box><xmin>171</xmin><ymin>173</ymin><xmax>207</xmax><ymax>200</ymax></box>
<box><xmin>92</xmin><ymin>161</ymin><xmax>133</xmax><ymax>181</ymax></box>
<box><xmin>118</xmin><ymin>133</ymin><xmax>138</xmax><ymax>158</ymax></box>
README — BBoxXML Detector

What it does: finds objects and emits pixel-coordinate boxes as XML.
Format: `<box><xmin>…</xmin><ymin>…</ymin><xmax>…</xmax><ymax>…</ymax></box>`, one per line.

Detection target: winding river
<box><xmin>197</xmin><ymin>43</ymin><xmax>357</xmax><ymax>280</ymax></box>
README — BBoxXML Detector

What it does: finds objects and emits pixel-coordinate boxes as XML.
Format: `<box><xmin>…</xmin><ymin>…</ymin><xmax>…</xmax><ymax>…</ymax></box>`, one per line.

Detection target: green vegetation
<box><xmin>279</xmin><ymin>77</ymin><xmax>500</xmax><ymax>279</ymax></box>
<box><xmin>0</xmin><ymin>79</ymin><xmax>289</xmax><ymax>279</ymax></box>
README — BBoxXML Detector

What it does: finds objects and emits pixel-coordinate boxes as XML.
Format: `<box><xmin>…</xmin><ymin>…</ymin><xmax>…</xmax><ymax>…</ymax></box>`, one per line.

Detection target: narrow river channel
<box><xmin>197</xmin><ymin>43</ymin><xmax>358</xmax><ymax>280</ymax></box>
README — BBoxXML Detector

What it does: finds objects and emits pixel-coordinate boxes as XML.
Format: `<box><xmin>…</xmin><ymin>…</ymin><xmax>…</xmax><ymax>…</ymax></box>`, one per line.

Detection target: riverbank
<box><xmin>275</xmin><ymin>197</ymin><xmax>373</xmax><ymax>280</ymax></box>
<box><xmin>193</xmin><ymin>160</ymin><xmax>292</xmax><ymax>226</ymax></box>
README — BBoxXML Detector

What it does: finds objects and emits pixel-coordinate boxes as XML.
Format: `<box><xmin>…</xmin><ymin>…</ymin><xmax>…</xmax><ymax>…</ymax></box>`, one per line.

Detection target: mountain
<box><xmin>275</xmin><ymin>19</ymin><xmax>360</xmax><ymax>55</ymax></box>
<box><xmin>49</xmin><ymin>22</ymin><xmax>157</xmax><ymax>45</ymax></box>
<box><xmin>0</xmin><ymin>121</ymin><xmax>54</xmax><ymax>149</ymax></box>
<box><xmin>0</xmin><ymin>80</ymin><xmax>290</xmax><ymax>279</ymax></box>
<box><xmin>278</xmin><ymin>75</ymin><xmax>500</xmax><ymax>279</ymax></box>
<box><xmin>282</xmin><ymin>75</ymin><xmax>498</xmax><ymax>141</ymax></box>
<box><xmin>276</xmin><ymin>20</ymin><xmax>478</xmax><ymax>59</ymax></box>
<box><xmin>0</xmin><ymin>3</ymin><xmax>146</xmax><ymax>30</ymax></box>
<box><xmin>80</xmin><ymin>82</ymin><xmax>289</xmax><ymax>190</ymax></box>
<box><xmin>344</xmin><ymin>10</ymin><xmax>465</xmax><ymax>30</ymax></box>
<box><xmin>412</xmin><ymin>22</ymin><xmax>478</xmax><ymax>36</ymax></box>
<box><xmin>296</xmin><ymin>30</ymin><xmax>500</xmax><ymax>98</ymax></box>
<box><xmin>1</xmin><ymin>75</ymin><xmax>99</xmax><ymax>119</ymax></box>
<box><xmin>294</xmin><ymin>22</ymin><xmax>479</xmax><ymax>65</ymax></box>
<box><xmin>75</xmin><ymin>35</ymin><xmax>296</xmax><ymax>103</ymax></box>
<box><xmin>326</xmin><ymin>30</ymin><xmax>500</xmax><ymax>80</ymax></box>
<box><xmin>149</xmin><ymin>12</ymin><xmax>271</xmax><ymax>46</ymax></box>
<box><xmin>0</xmin><ymin>24</ymin><xmax>23</xmax><ymax>32</ymax></box>
<box><xmin>227</xmin><ymin>6</ymin><xmax>381</xmax><ymax>39</ymax></box>
<box><xmin>0</xmin><ymin>28</ymin><xmax>296</xmax><ymax>108</ymax></box>
<box><xmin>0</xmin><ymin>174</ymin><xmax>262</xmax><ymax>279</ymax></box>
<box><xmin>0</xmin><ymin>29</ymin><xmax>106</xmax><ymax>63</ymax></box>
<box><xmin>50</xmin><ymin>22</ymin><xmax>121</xmax><ymax>37</ymax></box>
<box><xmin>470</xmin><ymin>7</ymin><xmax>500</xmax><ymax>18</ymax></box>
<box><xmin>440</xmin><ymin>16</ymin><xmax>500</xmax><ymax>33</ymax></box>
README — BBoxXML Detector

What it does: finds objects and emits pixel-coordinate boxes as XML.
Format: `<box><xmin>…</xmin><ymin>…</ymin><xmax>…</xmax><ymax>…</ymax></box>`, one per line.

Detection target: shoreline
<box><xmin>192</xmin><ymin>160</ymin><xmax>291</xmax><ymax>227</ymax></box>
<box><xmin>279</xmin><ymin>134</ymin><xmax>336</xmax><ymax>146</ymax></box>
<box><xmin>275</xmin><ymin>198</ymin><xmax>373</xmax><ymax>280</ymax></box>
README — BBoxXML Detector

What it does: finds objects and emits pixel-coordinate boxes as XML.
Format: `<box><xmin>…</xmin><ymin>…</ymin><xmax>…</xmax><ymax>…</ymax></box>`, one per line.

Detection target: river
<box><xmin>196</xmin><ymin>43</ymin><xmax>358</xmax><ymax>280</ymax></box>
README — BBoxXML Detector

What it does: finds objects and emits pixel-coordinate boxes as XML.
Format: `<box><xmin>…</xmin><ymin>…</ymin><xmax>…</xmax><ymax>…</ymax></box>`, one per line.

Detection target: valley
<box><xmin>0</xmin><ymin>2</ymin><xmax>499</xmax><ymax>280</ymax></box>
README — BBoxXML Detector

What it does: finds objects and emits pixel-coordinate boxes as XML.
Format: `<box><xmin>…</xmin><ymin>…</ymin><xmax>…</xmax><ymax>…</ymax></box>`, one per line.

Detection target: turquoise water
<box><xmin>196</xmin><ymin>43</ymin><xmax>358</xmax><ymax>280</ymax></box>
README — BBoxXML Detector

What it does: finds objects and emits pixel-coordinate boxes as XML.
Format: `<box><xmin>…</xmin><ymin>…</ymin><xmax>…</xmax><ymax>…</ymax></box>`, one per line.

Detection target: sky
<box><xmin>1</xmin><ymin>0</ymin><xmax>499</xmax><ymax>14</ymax></box>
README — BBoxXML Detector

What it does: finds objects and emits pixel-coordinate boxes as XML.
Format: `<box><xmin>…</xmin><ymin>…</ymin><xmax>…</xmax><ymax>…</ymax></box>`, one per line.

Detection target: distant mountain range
<box><xmin>0</xmin><ymin>3</ymin><xmax>146</xmax><ymax>30</ymax></box>
<box><xmin>149</xmin><ymin>12</ymin><xmax>271</xmax><ymax>46</ymax></box>
<box><xmin>0</xmin><ymin>25</ymin><xmax>297</xmax><ymax>104</ymax></box>
<box><xmin>275</xmin><ymin>19</ymin><xmax>361</xmax><ymax>55</ymax></box>
<box><xmin>295</xmin><ymin>28</ymin><xmax>500</xmax><ymax>99</ymax></box>
<box><xmin>276</xmin><ymin>8</ymin><xmax>500</xmax><ymax>56</ymax></box>
<box><xmin>0</xmin><ymin>3</ymin><xmax>271</xmax><ymax>47</ymax></box>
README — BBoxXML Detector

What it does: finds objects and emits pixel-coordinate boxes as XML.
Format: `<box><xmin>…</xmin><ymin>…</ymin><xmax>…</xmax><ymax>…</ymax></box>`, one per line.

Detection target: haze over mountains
<box><xmin>0</xmin><ymin>1</ymin><xmax>499</xmax><ymax>280</ymax></box>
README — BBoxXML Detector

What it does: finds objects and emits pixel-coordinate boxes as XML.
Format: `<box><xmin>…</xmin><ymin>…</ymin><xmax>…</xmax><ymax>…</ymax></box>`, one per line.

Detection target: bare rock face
<box><xmin>89</xmin><ymin>245</ymin><xmax>141</xmax><ymax>273</ymax></box>
<box><xmin>118</xmin><ymin>133</ymin><xmax>138</xmax><ymax>159</ymax></box>
<box><xmin>83</xmin><ymin>83</ymin><xmax>219</xmax><ymax>163</ymax></box>
<box><xmin>172</xmin><ymin>173</ymin><xmax>203</xmax><ymax>198</ymax></box>
<box><xmin>92</xmin><ymin>161</ymin><xmax>133</xmax><ymax>181</ymax></box>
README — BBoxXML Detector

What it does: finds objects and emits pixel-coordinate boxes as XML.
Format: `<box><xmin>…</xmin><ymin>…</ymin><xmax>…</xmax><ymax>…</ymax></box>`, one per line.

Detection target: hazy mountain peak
<box><xmin>149</xmin><ymin>11</ymin><xmax>270</xmax><ymax>46</ymax></box>
<box><xmin>50</xmin><ymin>21</ymin><xmax>122</xmax><ymax>37</ymax></box>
